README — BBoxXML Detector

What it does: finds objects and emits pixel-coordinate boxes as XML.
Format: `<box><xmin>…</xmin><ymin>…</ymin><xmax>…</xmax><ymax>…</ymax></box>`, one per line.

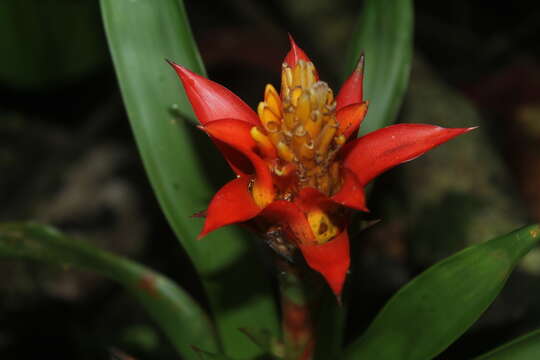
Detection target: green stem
<box><xmin>277</xmin><ymin>258</ymin><xmax>316</xmax><ymax>360</ymax></box>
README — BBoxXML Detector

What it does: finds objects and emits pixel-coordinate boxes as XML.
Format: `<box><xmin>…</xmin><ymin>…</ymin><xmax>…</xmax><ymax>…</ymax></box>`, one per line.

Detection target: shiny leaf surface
<box><xmin>345</xmin><ymin>224</ymin><xmax>540</xmax><ymax>360</ymax></box>
<box><xmin>99</xmin><ymin>1</ymin><xmax>279</xmax><ymax>356</ymax></box>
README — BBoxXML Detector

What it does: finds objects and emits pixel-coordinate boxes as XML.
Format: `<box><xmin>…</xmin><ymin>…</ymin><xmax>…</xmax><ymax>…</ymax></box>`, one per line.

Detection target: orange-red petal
<box><xmin>336</xmin><ymin>54</ymin><xmax>365</xmax><ymax>111</ymax></box>
<box><xmin>199</xmin><ymin>176</ymin><xmax>261</xmax><ymax>238</ymax></box>
<box><xmin>298</xmin><ymin>229</ymin><xmax>350</xmax><ymax>297</ymax></box>
<box><xmin>283</xmin><ymin>34</ymin><xmax>313</xmax><ymax>68</ymax></box>
<box><xmin>168</xmin><ymin>61</ymin><xmax>260</xmax><ymax>126</ymax></box>
<box><xmin>295</xmin><ymin>187</ymin><xmax>333</xmax><ymax>213</ymax></box>
<box><xmin>202</xmin><ymin>119</ymin><xmax>275</xmax><ymax>202</ymax></box>
<box><xmin>336</xmin><ymin>101</ymin><xmax>369</xmax><ymax>139</ymax></box>
<box><xmin>331</xmin><ymin>168</ymin><xmax>368</xmax><ymax>211</ymax></box>
<box><xmin>343</xmin><ymin>124</ymin><xmax>476</xmax><ymax>186</ymax></box>
<box><xmin>260</xmin><ymin>200</ymin><xmax>317</xmax><ymax>245</ymax></box>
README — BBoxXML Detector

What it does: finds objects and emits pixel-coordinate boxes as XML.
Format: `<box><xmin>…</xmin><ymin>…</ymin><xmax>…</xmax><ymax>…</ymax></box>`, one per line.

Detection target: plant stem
<box><xmin>277</xmin><ymin>258</ymin><xmax>316</xmax><ymax>360</ymax></box>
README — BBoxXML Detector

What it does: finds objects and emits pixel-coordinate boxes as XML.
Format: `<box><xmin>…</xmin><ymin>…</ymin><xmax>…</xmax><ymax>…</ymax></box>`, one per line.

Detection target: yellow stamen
<box><xmin>277</xmin><ymin>142</ymin><xmax>295</xmax><ymax>163</ymax></box>
<box><xmin>317</xmin><ymin>123</ymin><xmax>337</xmax><ymax>156</ymax></box>
<box><xmin>295</xmin><ymin>93</ymin><xmax>311</xmax><ymax>124</ymax></box>
<box><xmin>281</xmin><ymin>67</ymin><xmax>293</xmax><ymax>97</ymax></box>
<box><xmin>283</xmin><ymin>111</ymin><xmax>296</xmax><ymax>130</ymax></box>
<box><xmin>273</xmin><ymin>162</ymin><xmax>295</xmax><ymax>177</ymax></box>
<box><xmin>292</xmin><ymin>125</ymin><xmax>309</xmax><ymax>159</ymax></box>
<box><xmin>260</xmin><ymin>104</ymin><xmax>281</xmax><ymax>133</ymax></box>
<box><xmin>290</xmin><ymin>87</ymin><xmax>303</xmax><ymax>107</ymax></box>
<box><xmin>293</xmin><ymin>60</ymin><xmax>304</xmax><ymax>87</ymax></box>
<box><xmin>252</xmin><ymin>180</ymin><xmax>274</xmax><ymax>208</ymax></box>
<box><xmin>300</xmin><ymin>141</ymin><xmax>315</xmax><ymax>160</ymax></box>
<box><xmin>257</xmin><ymin>101</ymin><xmax>265</xmax><ymax>119</ymax></box>
<box><xmin>305</xmin><ymin>62</ymin><xmax>316</xmax><ymax>88</ymax></box>
<box><xmin>326</xmin><ymin>88</ymin><xmax>334</xmax><ymax>105</ymax></box>
<box><xmin>264</xmin><ymin>84</ymin><xmax>282</xmax><ymax>117</ymax></box>
<box><xmin>250</xmin><ymin>126</ymin><xmax>276</xmax><ymax>158</ymax></box>
<box><xmin>305</xmin><ymin>110</ymin><xmax>323</xmax><ymax>140</ymax></box>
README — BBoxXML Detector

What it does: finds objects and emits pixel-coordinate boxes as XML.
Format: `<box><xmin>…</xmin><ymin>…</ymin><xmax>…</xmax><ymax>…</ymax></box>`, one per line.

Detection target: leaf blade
<box><xmin>0</xmin><ymin>222</ymin><xmax>218</xmax><ymax>360</ymax></box>
<box><xmin>345</xmin><ymin>0</ymin><xmax>414</xmax><ymax>135</ymax></box>
<box><xmin>345</xmin><ymin>224</ymin><xmax>540</xmax><ymax>360</ymax></box>
<box><xmin>475</xmin><ymin>329</ymin><xmax>540</xmax><ymax>360</ymax></box>
<box><xmin>99</xmin><ymin>0</ymin><xmax>279</xmax><ymax>356</ymax></box>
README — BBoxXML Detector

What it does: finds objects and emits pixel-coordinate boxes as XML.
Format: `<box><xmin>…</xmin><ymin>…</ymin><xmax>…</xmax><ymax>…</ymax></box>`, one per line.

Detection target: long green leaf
<box><xmin>345</xmin><ymin>224</ymin><xmax>540</xmax><ymax>360</ymax></box>
<box><xmin>192</xmin><ymin>347</ymin><xmax>238</xmax><ymax>360</ymax></box>
<box><xmin>0</xmin><ymin>222</ymin><xmax>218</xmax><ymax>360</ymax></box>
<box><xmin>345</xmin><ymin>0</ymin><xmax>414</xmax><ymax>135</ymax></box>
<box><xmin>475</xmin><ymin>329</ymin><xmax>540</xmax><ymax>359</ymax></box>
<box><xmin>99</xmin><ymin>1</ymin><xmax>279</xmax><ymax>357</ymax></box>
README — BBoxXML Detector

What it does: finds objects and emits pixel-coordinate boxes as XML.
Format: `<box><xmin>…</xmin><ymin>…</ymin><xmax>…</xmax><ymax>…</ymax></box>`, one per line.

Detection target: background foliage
<box><xmin>1</xmin><ymin>0</ymin><xmax>540</xmax><ymax>359</ymax></box>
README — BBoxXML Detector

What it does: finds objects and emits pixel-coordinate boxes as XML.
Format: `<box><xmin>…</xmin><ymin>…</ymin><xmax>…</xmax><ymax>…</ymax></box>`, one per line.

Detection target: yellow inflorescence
<box><xmin>253</xmin><ymin>60</ymin><xmax>346</xmax><ymax>196</ymax></box>
<box><xmin>249</xmin><ymin>59</ymin><xmax>348</xmax><ymax>243</ymax></box>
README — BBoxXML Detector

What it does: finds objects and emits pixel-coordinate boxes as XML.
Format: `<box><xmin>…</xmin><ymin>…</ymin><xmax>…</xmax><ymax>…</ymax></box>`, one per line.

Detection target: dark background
<box><xmin>1</xmin><ymin>0</ymin><xmax>540</xmax><ymax>359</ymax></box>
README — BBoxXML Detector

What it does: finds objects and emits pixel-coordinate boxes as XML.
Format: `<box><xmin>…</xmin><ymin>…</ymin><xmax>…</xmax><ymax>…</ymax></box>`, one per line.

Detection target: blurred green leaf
<box><xmin>0</xmin><ymin>222</ymin><xmax>218</xmax><ymax>360</ymax></box>
<box><xmin>313</xmin><ymin>287</ymin><xmax>346</xmax><ymax>360</ymax></box>
<box><xmin>0</xmin><ymin>0</ymin><xmax>106</xmax><ymax>89</ymax></box>
<box><xmin>192</xmin><ymin>347</ymin><xmax>238</xmax><ymax>360</ymax></box>
<box><xmin>345</xmin><ymin>224</ymin><xmax>540</xmax><ymax>360</ymax></box>
<box><xmin>99</xmin><ymin>0</ymin><xmax>279</xmax><ymax>357</ymax></box>
<box><xmin>345</xmin><ymin>0</ymin><xmax>414</xmax><ymax>135</ymax></box>
<box><xmin>475</xmin><ymin>328</ymin><xmax>540</xmax><ymax>359</ymax></box>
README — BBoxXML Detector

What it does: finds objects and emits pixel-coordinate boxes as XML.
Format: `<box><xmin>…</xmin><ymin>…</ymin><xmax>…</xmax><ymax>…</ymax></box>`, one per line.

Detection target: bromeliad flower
<box><xmin>169</xmin><ymin>36</ymin><xmax>474</xmax><ymax>297</ymax></box>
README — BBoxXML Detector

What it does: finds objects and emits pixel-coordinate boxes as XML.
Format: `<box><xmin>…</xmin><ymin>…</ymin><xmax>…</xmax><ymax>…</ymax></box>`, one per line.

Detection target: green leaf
<box><xmin>475</xmin><ymin>328</ymin><xmax>540</xmax><ymax>360</ymax></box>
<box><xmin>192</xmin><ymin>347</ymin><xmax>238</xmax><ymax>360</ymax></box>
<box><xmin>99</xmin><ymin>0</ymin><xmax>279</xmax><ymax>357</ymax></box>
<box><xmin>0</xmin><ymin>0</ymin><xmax>106</xmax><ymax>89</ymax></box>
<box><xmin>345</xmin><ymin>0</ymin><xmax>414</xmax><ymax>135</ymax></box>
<box><xmin>0</xmin><ymin>222</ymin><xmax>218</xmax><ymax>360</ymax></box>
<box><xmin>345</xmin><ymin>224</ymin><xmax>540</xmax><ymax>360</ymax></box>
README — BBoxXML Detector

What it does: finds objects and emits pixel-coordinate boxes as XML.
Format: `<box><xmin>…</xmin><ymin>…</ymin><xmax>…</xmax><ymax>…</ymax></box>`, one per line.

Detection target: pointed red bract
<box><xmin>170</xmin><ymin>41</ymin><xmax>476</xmax><ymax>299</ymax></box>
<box><xmin>336</xmin><ymin>55</ymin><xmax>365</xmax><ymax>111</ymax></box>
<box><xmin>337</xmin><ymin>102</ymin><xmax>368</xmax><ymax>139</ymax></box>
<box><xmin>199</xmin><ymin>176</ymin><xmax>261</xmax><ymax>238</ymax></box>
<box><xmin>298</xmin><ymin>230</ymin><xmax>350</xmax><ymax>296</ymax></box>
<box><xmin>212</xmin><ymin>140</ymin><xmax>254</xmax><ymax>177</ymax></box>
<box><xmin>331</xmin><ymin>168</ymin><xmax>367</xmax><ymax>211</ymax></box>
<box><xmin>168</xmin><ymin>61</ymin><xmax>260</xmax><ymax>126</ymax></box>
<box><xmin>283</xmin><ymin>34</ymin><xmax>312</xmax><ymax>67</ymax></box>
<box><xmin>343</xmin><ymin>124</ymin><xmax>475</xmax><ymax>186</ymax></box>
<box><xmin>202</xmin><ymin>119</ymin><xmax>274</xmax><ymax>197</ymax></box>
<box><xmin>261</xmin><ymin>200</ymin><xmax>317</xmax><ymax>245</ymax></box>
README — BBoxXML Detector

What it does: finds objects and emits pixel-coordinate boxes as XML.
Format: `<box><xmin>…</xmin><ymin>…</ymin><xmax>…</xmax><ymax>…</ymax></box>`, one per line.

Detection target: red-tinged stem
<box><xmin>276</xmin><ymin>258</ymin><xmax>316</xmax><ymax>360</ymax></box>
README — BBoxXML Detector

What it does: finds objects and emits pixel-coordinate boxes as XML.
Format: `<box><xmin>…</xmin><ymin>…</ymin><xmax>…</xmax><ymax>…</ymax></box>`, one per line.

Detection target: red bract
<box><xmin>169</xmin><ymin>36</ymin><xmax>474</xmax><ymax>297</ymax></box>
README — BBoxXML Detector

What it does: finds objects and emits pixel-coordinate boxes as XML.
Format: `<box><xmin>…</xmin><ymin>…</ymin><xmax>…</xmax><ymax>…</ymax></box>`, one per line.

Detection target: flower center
<box><xmin>251</xmin><ymin>60</ymin><xmax>346</xmax><ymax>199</ymax></box>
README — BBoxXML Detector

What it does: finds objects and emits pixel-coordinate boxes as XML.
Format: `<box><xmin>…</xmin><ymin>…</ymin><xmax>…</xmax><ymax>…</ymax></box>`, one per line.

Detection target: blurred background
<box><xmin>1</xmin><ymin>0</ymin><xmax>540</xmax><ymax>359</ymax></box>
